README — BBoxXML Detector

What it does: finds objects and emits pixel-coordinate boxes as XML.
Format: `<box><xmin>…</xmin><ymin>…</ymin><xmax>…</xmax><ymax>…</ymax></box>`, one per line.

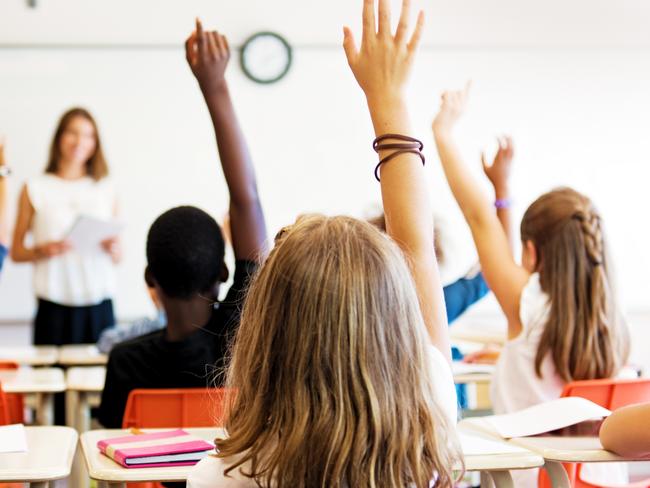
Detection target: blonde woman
<box><xmin>187</xmin><ymin>1</ymin><xmax>462</xmax><ymax>487</ymax></box>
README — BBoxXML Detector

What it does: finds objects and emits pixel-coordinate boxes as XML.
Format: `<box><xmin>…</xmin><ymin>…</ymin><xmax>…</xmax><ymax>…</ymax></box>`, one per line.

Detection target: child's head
<box><xmin>217</xmin><ymin>214</ymin><xmax>460</xmax><ymax>488</ymax></box>
<box><xmin>145</xmin><ymin>206</ymin><xmax>226</xmax><ymax>300</ymax></box>
<box><xmin>46</xmin><ymin>107</ymin><xmax>108</xmax><ymax>180</ymax></box>
<box><xmin>520</xmin><ymin>187</ymin><xmax>629</xmax><ymax>381</ymax></box>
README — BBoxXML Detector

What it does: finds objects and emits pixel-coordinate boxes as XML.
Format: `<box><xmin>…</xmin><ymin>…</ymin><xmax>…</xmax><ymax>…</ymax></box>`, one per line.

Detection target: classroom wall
<box><xmin>1</xmin><ymin>1</ymin><xmax>650</xmax><ymax>339</ymax></box>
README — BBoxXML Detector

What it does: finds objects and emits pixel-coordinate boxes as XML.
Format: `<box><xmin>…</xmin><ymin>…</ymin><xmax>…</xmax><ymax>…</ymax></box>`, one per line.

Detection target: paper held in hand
<box><xmin>482</xmin><ymin>397</ymin><xmax>612</xmax><ymax>438</ymax></box>
<box><xmin>66</xmin><ymin>216</ymin><xmax>123</xmax><ymax>254</ymax></box>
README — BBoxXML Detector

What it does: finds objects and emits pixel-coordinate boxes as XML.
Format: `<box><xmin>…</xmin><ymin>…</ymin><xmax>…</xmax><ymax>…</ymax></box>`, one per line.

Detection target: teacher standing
<box><xmin>11</xmin><ymin>107</ymin><xmax>120</xmax><ymax>345</ymax></box>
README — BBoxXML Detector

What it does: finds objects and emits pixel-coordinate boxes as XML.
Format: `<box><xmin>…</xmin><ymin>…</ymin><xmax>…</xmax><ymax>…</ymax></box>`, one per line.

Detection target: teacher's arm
<box><xmin>11</xmin><ymin>184</ymin><xmax>70</xmax><ymax>262</ymax></box>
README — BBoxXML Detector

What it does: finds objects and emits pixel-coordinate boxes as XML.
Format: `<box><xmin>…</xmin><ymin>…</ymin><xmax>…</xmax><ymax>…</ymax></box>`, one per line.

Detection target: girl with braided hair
<box><xmin>432</xmin><ymin>85</ymin><xmax>630</xmax><ymax>417</ymax></box>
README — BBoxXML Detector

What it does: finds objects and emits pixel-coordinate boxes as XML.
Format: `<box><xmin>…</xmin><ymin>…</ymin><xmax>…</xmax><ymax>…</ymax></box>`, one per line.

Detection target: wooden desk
<box><xmin>461</xmin><ymin>431</ymin><xmax>545</xmax><ymax>487</ymax></box>
<box><xmin>65</xmin><ymin>366</ymin><xmax>105</xmax><ymax>432</ymax></box>
<box><xmin>58</xmin><ymin>344</ymin><xmax>107</xmax><ymax>366</ymax></box>
<box><xmin>460</xmin><ymin>418</ymin><xmax>650</xmax><ymax>488</ymax></box>
<box><xmin>81</xmin><ymin>428</ymin><xmax>218</xmax><ymax>488</ymax></box>
<box><xmin>82</xmin><ymin>428</ymin><xmax>543</xmax><ymax>488</ymax></box>
<box><xmin>511</xmin><ymin>436</ymin><xmax>648</xmax><ymax>488</ymax></box>
<box><xmin>0</xmin><ymin>346</ymin><xmax>58</xmax><ymax>366</ymax></box>
<box><xmin>0</xmin><ymin>367</ymin><xmax>65</xmax><ymax>425</ymax></box>
<box><xmin>0</xmin><ymin>426</ymin><xmax>78</xmax><ymax>487</ymax></box>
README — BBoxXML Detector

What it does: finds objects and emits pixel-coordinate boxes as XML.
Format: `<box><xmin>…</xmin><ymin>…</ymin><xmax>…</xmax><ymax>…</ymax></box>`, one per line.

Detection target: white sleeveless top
<box><xmin>187</xmin><ymin>345</ymin><xmax>457</xmax><ymax>488</ymax></box>
<box><xmin>27</xmin><ymin>174</ymin><xmax>117</xmax><ymax>306</ymax></box>
<box><xmin>490</xmin><ymin>273</ymin><xmax>562</xmax><ymax>414</ymax></box>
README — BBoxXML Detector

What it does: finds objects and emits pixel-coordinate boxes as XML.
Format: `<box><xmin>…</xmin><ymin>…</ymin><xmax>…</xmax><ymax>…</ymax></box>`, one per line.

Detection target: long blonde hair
<box><xmin>216</xmin><ymin>215</ymin><xmax>462</xmax><ymax>487</ymax></box>
<box><xmin>521</xmin><ymin>187</ymin><xmax>629</xmax><ymax>381</ymax></box>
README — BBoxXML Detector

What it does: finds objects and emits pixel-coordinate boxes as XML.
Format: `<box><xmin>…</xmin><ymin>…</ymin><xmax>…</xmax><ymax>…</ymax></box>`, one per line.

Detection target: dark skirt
<box><xmin>33</xmin><ymin>298</ymin><xmax>115</xmax><ymax>345</ymax></box>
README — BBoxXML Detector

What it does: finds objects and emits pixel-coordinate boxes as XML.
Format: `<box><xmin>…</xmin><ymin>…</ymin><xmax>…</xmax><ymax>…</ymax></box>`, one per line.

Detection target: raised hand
<box><xmin>343</xmin><ymin>0</ymin><xmax>424</xmax><ymax>104</ymax></box>
<box><xmin>185</xmin><ymin>18</ymin><xmax>230</xmax><ymax>94</ymax></box>
<box><xmin>432</xmin><ymin>82</ymin><xmax>471</xmax><ymax>135</ymax></box>
<box><xmin>482</xmin><ymin>136</ymin><xmax>514</xmax><ymax>198</ymax></box>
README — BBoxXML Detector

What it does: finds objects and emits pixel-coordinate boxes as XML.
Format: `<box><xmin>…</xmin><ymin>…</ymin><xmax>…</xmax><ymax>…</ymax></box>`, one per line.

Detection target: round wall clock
<box><xmin>240</xmin><ymin>32</ymin><xmax>292</xmax><ymax>84</ymax></box>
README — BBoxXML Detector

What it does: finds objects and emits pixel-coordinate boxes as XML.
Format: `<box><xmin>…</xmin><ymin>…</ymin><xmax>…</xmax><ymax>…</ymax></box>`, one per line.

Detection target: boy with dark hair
<box><xmin>98</xmin><ymin>20</ymin><xmax>268</xmax><ymax>428</ymax></box>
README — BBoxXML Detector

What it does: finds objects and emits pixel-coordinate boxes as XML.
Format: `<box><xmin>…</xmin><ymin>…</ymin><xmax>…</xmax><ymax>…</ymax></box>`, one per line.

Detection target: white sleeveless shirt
<box><xmin>491</xmin><ymin>273</ymin><xmax>563</xmax><ymax>414</ymax></box>
<box><xmin>27</xmin><ymin>174</ymin><xmax>117</xmax><ymax>306</ymax></box>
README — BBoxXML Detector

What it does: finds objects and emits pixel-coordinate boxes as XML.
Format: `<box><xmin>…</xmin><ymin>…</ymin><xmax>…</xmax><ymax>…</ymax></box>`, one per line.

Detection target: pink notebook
<box><xmin>97</xmin><ymin>429</ymin><xmax>214</xmax><ymax>468</ymax></box>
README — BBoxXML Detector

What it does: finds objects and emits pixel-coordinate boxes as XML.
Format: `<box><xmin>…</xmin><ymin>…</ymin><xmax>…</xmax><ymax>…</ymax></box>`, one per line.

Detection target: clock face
<box><xmin>240</xmin><ymin>32</ymin><xmax>292</xmax><ymax>84</ymax></box>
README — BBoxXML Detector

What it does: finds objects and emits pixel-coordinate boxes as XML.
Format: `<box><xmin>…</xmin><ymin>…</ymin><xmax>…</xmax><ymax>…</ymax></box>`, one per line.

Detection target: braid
<box><xmin>573</xmin><ymin>211</ymin><xmax>604</xmax><ymax>266</ymax></box>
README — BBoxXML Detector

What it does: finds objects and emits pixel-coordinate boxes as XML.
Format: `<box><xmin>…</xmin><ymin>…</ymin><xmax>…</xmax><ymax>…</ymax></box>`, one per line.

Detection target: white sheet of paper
<box><xmin>0</xmin><ymin>424</ymin><xmax>28</xmax><ymax>453</ymax></box>
<box><xmin>66</xmin><ymin>216</ymin><xmax>123</xmax><ymax>254</ymax></box>
<box><xmin>452</xmin><ymin>362</ymin><xmax>496</xmax><ymax>375</ymax></box>
<box><xmin>485</xmin><ymin>397</ymin><xmax>612</xmax><ymax>438</ymax></box>
<box><xmin>460</xmin><ymin>432</ymin><xmax>529</xmax><ymax>455</ymax></box>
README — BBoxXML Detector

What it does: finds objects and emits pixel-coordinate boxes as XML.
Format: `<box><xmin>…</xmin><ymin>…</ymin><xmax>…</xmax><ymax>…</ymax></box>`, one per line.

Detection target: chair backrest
<box><xmin>0</xmin><ymin>384</ymin><xmax>10</xmax><ymax>425</ymax></box>
<box><xmin>0</xmin><ymin>361</ymin><xmax>24</xmax><ymax>424</ymax></box>
<box><xmin>122</xmin><ymin>388</ymin><xmax>228</xmax><ymax>428</ymax></box>
<box><xmin>561</xmin><ymin>378</ymin><xmax>650</xmax><ymax>411</ymax></box>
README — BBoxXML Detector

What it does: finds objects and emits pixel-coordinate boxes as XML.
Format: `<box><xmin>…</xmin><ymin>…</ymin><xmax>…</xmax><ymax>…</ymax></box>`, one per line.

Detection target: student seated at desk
<box><xmin>600</xmin><ymin>403</ymin><xmax>650</xmax><ymax>458</ymax></box>
<box><xmin>188</xmin><ymin>4</ymin><xmax>463</xmax><ymax>487</ymax></box>
<box><xmin>97</xmin><ymin>18</ymin><xmax>267</xmax><ymax>428</ymax></box>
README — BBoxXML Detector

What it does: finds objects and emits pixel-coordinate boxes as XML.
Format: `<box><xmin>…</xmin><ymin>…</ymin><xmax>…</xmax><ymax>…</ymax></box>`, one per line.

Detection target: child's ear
<box><xmin>219</xmin><ymin>263</ymin><xmax>230</xmax><ymax>283</ymax></box>
<box><xmin>524</xmin><ymin>239</ymin><xmax>539</xmax><ymax>271</ymax></box>
<box><xmin>144</xmin><ymin>266</ymin><xmax>156</xmax><ymax>288</ymax></box>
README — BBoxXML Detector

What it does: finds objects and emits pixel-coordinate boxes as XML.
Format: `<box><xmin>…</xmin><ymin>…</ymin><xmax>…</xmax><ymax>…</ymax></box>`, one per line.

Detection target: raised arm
<box><xmin>0</xmin><ymin>138</ymin><xmax>8</xmax><ymax>246</ymax></box>
<box><xmin>344</xmin><ymin>0</ymin><xmax>451</xmax><ymax>362</ymax></box>
<box><xmin>432</xmin><ymin>87</ymin><xmax>528</xmax><ymax>336</ymax></box>
<box><xmin>185</xmin><ymin>19</ymin><xmax>268</xmax><ymax>261</ymax></box>
<box><xmin>600</xmin><ymin>403</ymin><xmax>650</xmax><ymax>458</ymax></box>
<box><xmin>482</xmin><ymin>136</ymin><xmax>514</xmax><ymax>249</ymax></box>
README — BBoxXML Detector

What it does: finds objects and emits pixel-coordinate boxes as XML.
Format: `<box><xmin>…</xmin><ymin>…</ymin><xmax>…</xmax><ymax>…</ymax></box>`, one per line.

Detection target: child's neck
<box><xmin>162</xmin><ymin>295</ymin><xmax>214</xmax><ymax>342</ymax></box>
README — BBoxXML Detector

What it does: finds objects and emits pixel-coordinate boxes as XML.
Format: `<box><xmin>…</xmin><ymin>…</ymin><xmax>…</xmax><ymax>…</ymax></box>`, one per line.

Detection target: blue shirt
<box><xmin>444</xmin><ymin>272</ymin><xmax>490</xmax><ymax>325</ymax></box>
<box><xmin>0</xmin><ymin>245</ymin><xmax>7</xmax><ymax>274</ymax></box>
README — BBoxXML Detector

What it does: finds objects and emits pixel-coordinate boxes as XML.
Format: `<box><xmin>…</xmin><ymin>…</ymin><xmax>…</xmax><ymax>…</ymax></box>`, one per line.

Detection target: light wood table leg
<box><xmin>36</xmin><ymin>393</ymin><xmax>54</xmax><ymax>425</ymax></box>
<box><xmin>30</xmin><ymin>482</ymin><xmax>48</xmax><ymax>488</ymax></box>
<box><xmin>66</xmin><ymin>390</ymin><xmax>78</xmax><ymax>428</ymax></box>
<box><xmin>488</xmin><ymin>470</ymin><xmax>515</xmax><ymax>488</ymax></box>
<box><xmin>543</xmin><ymin>461</ymin><xmax>571</xmax><ymax>488</ymax></box>
<box><xmin>480</xmin><ymin>471</ymin><xmax>495</xmax><ymax>488</ymax></box>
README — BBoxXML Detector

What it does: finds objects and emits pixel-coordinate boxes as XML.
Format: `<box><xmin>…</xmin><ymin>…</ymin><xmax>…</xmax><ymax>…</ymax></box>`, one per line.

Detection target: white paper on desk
<box><xmin>485</xmin><ymin>397</ymin><xmax>611</xmax><ymax>439</ymax></box>
<box><xmin>460</xmin><ymin>432</ymin><xmax>529</xmax><ymax>456</ymax></box>
<box><xmin>0</xmin><ymin>424</ymin><xmax>28</xmax><ymax>453</ymax></box>
<box><xmin>452</xmin><ymin>362</ymin><xmax>495</xmax><ymax>375</ymax></box>
<box><xmin>66</xmin><ymin>216</ymin><xmax>123</xmax><ymax>254</ymax></box>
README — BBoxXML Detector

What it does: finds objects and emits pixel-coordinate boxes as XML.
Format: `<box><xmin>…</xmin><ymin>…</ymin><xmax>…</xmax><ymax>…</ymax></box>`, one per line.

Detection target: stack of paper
<box><xmin>97</xmin><ymin>429</ymin><xmax>214</xmax><ymax>468</ymax></box>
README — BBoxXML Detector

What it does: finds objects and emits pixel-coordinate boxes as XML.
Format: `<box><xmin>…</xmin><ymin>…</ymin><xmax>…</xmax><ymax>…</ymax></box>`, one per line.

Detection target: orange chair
<box><xmin>539</xmin><ymin>378</ymin><xmax>650</xmax><ymax>488</ymax></box>
<box><xmin>0</xmin><ymin>361</ymin><xmax>24</xmax><ymax>424</ymax></box>
<box><xmin>121</xmin><ymin>388</ymin><xmax>228</xmax><ymax>488</ymax></box>
<box><xmin>0</xmin><ymin>384</ymin><xmax>10</xmax><ymax>425</ymax></box>
<box><xmin>121</xmin><ymin>388</ymin><xmax>228</xmax><ymax>429</ymax></box>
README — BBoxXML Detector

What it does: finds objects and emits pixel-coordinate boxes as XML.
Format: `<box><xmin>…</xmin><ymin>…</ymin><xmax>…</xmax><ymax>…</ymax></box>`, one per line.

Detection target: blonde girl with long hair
<box><xmin>187</xmin><ymin>1</ymin><xmax>463</xmax><ymax>487</ymax></box>
<box><xmin>432</xmin><ymin>86</ymin><xmax>630</xmax><ymax>415</ymax></box>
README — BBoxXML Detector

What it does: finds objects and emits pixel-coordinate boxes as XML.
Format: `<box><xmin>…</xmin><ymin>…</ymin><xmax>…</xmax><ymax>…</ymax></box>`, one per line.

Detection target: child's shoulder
<box><xmin>188</xmin><ymin>454</ymin><xmax>257</xmax><ymax>488</ymax></box>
